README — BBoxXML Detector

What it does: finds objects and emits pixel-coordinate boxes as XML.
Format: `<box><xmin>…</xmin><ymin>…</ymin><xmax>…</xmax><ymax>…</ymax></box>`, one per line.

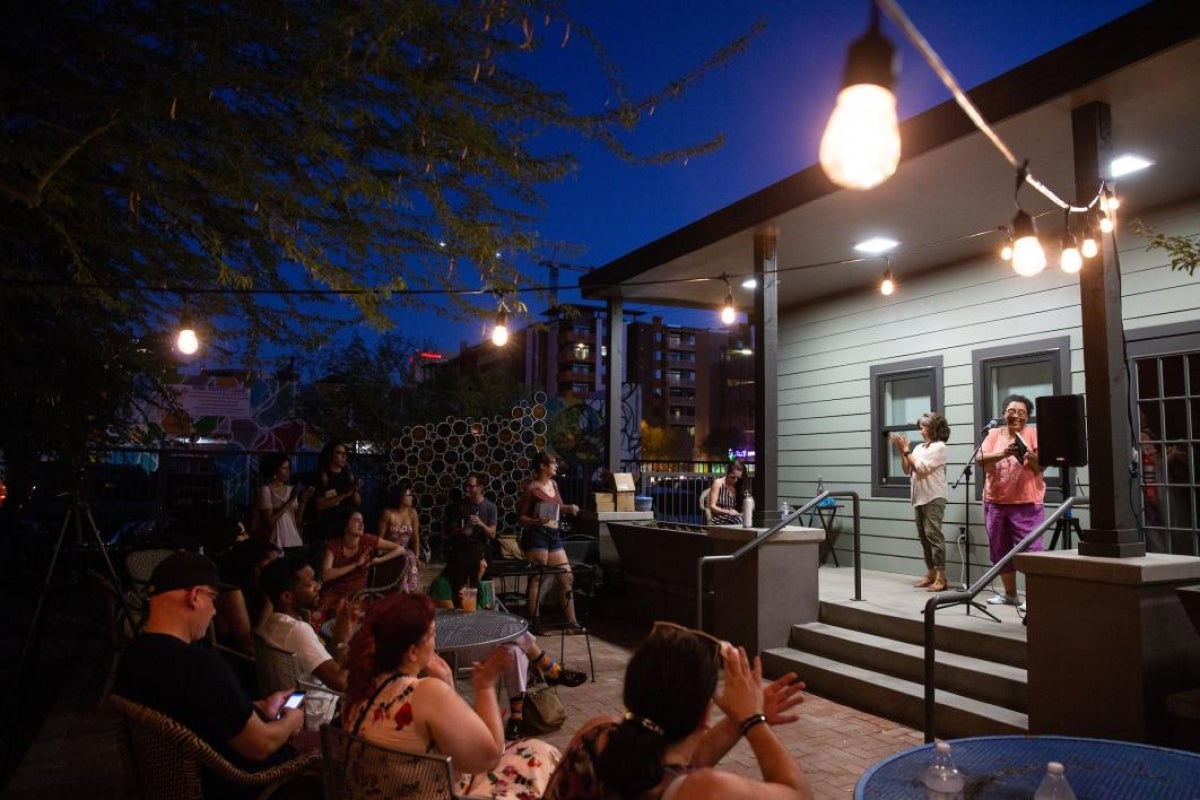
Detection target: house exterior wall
<box><xmin>777</xmin><ymin>198</ymin><xmax>1200</xmax><ymax>579</ymax></box>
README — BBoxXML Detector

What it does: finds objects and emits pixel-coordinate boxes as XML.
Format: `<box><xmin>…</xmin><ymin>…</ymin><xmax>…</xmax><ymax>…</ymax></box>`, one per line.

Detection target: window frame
<box><xmin>870</xmin><ymin>356</ymin><xmax>944</xmax><ymax>498</ymax></box>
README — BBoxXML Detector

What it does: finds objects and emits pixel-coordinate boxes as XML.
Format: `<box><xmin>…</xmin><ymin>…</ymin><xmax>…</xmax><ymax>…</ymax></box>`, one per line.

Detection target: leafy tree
<box><xmin>639</xmin><ymin>420</ymin><xmax>694</xmax><ymax>461</ymax></box>
<box><xmin>0</xmin><ymin>2</ymin><xmax>758</xmax><ymax>465</ymax></box>
<box><xmin>1135</xmin><ymin>222</ymin><xmax>1200</xmax><ymax>276</ymax></box>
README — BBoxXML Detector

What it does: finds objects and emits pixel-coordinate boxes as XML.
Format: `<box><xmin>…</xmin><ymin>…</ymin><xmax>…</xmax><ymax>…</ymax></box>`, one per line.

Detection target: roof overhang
<box><xmin>579</xmin><ymin>1</ymin><xmax>1200</xmax><ymax>313</ymax></box>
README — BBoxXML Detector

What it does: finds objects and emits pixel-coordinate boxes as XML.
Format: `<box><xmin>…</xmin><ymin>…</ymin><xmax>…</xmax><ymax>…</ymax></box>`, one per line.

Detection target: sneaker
<box><xmin>504</xmin><ymin>718</ymin><xmax>524</xmax><ymax>741</ymax></box>
<box><xmin>1018</xmin><ymin>600</ymin><xmax>1027</xmax><ymax>613</ymax></box>
<box><xmin>546</xmin><ymin>667</ymin><xmax>588</xmax><ymax>688</ymax></box>
<box><xmin>986</xmin><ymin>593</ymin><xmax>1020</xmax><ymax>606</ymax></box>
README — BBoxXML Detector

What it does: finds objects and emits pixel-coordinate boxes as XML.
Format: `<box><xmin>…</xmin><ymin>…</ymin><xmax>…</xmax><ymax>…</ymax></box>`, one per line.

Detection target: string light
<box><xmin>1009</xmin><ymin>209</ymin><xmax>1045</xmax><ymax>277</ymax></box>
<box><xmin>176</xmin><ymin>300</ymin><xmax>200</xmax><ymax>355</ymax></box>
<box><xmin>720</xmin><ymin>276</ymin><xmax>736</xmax><ymax>324</ymax></box>
<box><xmin>880</xmin><ymin>269</ymin><xmax>896</xmax><ymax>296</ymax></box>
<box><xmin>1058</xmin><ymin>209</ymin><xmax>1082</xmax><ymax>274</ymax></box>
<box><xmin>491</xmin><ymin>308</ymin><xmax>509</xmax><ymax>346</ymax></box>
<box><xmin>999</xmin><ymin>227</ymin><xmax>1014</xmax><ymax>261</ymax></box>
<box><xmin>1099</xmin><ymin>211</ymin><xmax>1115</xmax><ymax>234</ymax></box>
<box><xmin>819</xmin><ymin>4</ymin><xmax>900</xmax><ymax>190</ymax></box>
<box><xmin>1081</xmin><ymin>225</ymin><xmax>1099</xmax><ymax>259</ymax></box>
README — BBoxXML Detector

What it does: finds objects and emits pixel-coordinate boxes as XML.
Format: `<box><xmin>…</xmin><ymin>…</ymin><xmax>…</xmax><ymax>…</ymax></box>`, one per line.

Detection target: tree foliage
<box><xmin>1135</xmin><ymin>222</ymin><xmax>1200</xmax><ymax>276</ymax></box>
<box><xmin>0</xmin><ymin>1</ymin><xmax>759</xmax><ymax>463</ymax></box>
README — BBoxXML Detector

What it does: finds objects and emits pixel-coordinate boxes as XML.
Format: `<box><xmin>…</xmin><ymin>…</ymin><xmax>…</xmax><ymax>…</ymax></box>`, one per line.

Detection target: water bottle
<box><xmin>741</xmin><ymin>493</ymin><xmax>754</xmax><ymax>528</ymax></box>
<box><xmin>1034</xmin><ymin>762</ymin><xmax>1077</xmax><ymax>800</ymax></box>
<box><xmin>922</xmin><ymin>741</ymin><xmax>964</xmax><ymax>800</ymax></box>
<box><xmin>780</xmin><ymin>500</ymin><xmax>790</xmax><ymax>518</ymax></box>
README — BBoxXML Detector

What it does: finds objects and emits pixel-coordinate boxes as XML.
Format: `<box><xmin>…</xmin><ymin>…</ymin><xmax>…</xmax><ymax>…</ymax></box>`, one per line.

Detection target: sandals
<box><xmin>927</xmin><ymin>579</ymin><xmax>947</xmax><ymax>592</ymax></box>
<box><xmin>913</xmin><ymin>575</ymin><xmax>934</xmax><ymax>588</ymax></box>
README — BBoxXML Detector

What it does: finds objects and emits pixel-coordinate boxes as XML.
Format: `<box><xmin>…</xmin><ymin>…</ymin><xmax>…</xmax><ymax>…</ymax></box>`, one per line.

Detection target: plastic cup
<box><xmin>459</xmin><ymin>587</ymin><xmax>478</xmax><ymax>611</ymax></box>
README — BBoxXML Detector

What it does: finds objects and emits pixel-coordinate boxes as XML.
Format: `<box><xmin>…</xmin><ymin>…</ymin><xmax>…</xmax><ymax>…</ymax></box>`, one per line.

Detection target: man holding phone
<box><xmin>113</xmin><ymin>552</ymin><xmax>310</xmax><ymax>797</ymax></box>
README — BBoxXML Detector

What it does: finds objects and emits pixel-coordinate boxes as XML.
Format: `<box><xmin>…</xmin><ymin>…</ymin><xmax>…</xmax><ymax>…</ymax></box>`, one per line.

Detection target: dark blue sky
<box><xmin>330</xmin><ymin>1</ymin><xmax>1148</xmax><ymax>357</ymax></box>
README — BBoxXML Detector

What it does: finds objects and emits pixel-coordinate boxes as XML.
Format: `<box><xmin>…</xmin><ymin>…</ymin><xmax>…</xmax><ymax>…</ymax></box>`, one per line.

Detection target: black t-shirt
<box><xmin>316</xmin><ymin>468</ymin><xmax>356</xmax><ymax>539</ymax></box>
<box><xmin>113</xmin><ymin>633</ymin><xmax>286</xmax><ymax>795</ymax></box>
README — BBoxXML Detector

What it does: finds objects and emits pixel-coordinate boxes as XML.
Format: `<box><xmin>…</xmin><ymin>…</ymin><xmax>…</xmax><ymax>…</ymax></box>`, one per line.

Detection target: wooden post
<box><xmin>753</xmin><ymin>234</ymin><xmax>780</xmax><ymax>525</ymax></box>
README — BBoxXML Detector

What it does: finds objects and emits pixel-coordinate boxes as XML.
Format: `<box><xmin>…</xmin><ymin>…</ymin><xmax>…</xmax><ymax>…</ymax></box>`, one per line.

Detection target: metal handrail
<box><xmin>921</xmin><ymin>497</ymin><xmax>1075</xmax><ymax>742</ymax></box>
<box><xmin>695</xmin><ymin>491</ymin><xmax>830</xmax><ymax>629</ymax></box>
<box><xmin>826</xmin><ymin>491</ymin><xmax>864</xmax><ymax>600</ymax></box>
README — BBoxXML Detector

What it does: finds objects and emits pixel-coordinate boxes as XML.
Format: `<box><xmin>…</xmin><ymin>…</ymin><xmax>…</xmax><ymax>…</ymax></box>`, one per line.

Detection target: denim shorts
<box><xmin>520</xmin><ymin>525</ymin><xmax>564</xmax><ymax>553</ymax></box>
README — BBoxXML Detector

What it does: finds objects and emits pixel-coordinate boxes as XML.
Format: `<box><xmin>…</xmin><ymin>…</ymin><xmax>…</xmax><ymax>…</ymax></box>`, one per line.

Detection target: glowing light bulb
<box><xmin>720</xmin><ymin>304</ymin><xmax>736</xmax><ymax>325</ymax></box>
<box><xmin>491</xmin><ymin>310</ymin><xmax>509</xmax><ymax>346</ymax></box>
<box><xmin>1099</xmin><ymin>213</ymin><xmax>1114</xmax><ymax>234</ymax></box>
<box><xmin>1009</xmin><ymin>210</ymin><xmax>1045</xmax><ymax>277</ymax></box>
<box><xmin>177</xmin><ymin>327</ymin><xmax>199</xmax><ymax>355</ymax></box>
<box><xmin>819</xmin><ymin>15</ymin><xmax>900</xmax><ymax>191</ymax></box>
<box><xmin>1060</xmin><ymin>244</ymin><xmax>1082</xmax><ymax>274</ymax></box>
<box><xmin>1081</xmin><ymin>235</ymin><xmax>1099</xmax><ymax>259</ymax></box>
<box><xmin>880</xmin><ymin>271</ymin><xmax>895</xmax><ymax>296</ymax></box>
<box><xmin>1000</xmin><ymin>241</ymin><xmax>1013</xmax><ymax>261</ymax></box>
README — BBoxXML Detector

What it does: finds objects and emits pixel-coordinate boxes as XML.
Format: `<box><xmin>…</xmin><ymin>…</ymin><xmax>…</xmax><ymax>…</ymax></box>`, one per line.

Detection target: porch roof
<box><xmin>579</xmin><ymin>2</ymin><xmax>1200</xmax><ymax>312</ymax></box>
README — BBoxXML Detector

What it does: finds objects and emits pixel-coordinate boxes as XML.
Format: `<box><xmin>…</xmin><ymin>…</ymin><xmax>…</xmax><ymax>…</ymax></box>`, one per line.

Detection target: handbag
<box><xmin>522</xmin><ymin>672</ymin><xmax>566</xmax><ymax>733</ymax></box>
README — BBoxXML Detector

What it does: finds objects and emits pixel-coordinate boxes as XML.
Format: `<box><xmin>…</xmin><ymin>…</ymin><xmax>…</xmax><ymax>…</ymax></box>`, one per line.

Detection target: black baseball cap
<box><xmin>148</xmin><ymin>551</ymin><xmax>236</xmax><ymax>596</ymax></box>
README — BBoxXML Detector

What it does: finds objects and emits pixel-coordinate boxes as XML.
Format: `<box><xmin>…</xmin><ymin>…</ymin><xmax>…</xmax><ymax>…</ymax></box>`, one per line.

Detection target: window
<box><xmin>972</xmin><ymin>336</ymin><xmax>1071</xmax><ymax>497</ymax></box>
<box><xmin>870</xmin><ymin>357</ymin><xmax>944</xmax><ymax>498</ymax></box>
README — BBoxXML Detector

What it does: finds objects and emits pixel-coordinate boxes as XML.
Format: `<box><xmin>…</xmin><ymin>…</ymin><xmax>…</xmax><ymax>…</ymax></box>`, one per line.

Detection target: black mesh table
<box><xmin>435</xmin><ymin>608</ymin><xmax>529</xmax><ymax>655</ymax></box>
<box><xmin>855</xmin><ymin>735</ymin><xmax>1200</xmax><ymax>799</ymax></box>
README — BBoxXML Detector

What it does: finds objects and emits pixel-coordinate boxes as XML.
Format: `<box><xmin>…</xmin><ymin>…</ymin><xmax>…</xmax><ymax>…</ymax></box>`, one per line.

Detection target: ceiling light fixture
<box><xmin>1110</xmin><ymin>154</ymin><xmax>1153</xmax><ymax>178</ymax></box>
<box><xmin>854</xmin><ymin>236</ymin><xmax>900</xmax><ymax>254</ymax></box>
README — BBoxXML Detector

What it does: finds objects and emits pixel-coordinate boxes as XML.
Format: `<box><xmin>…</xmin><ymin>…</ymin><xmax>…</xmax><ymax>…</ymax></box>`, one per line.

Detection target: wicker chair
<box><xmin>320</xmin><ymin>724</ymin><xmax>488</xmax><ymax>800</ymax></box>
<box><xmin>109</xmin><ymin>694</ymin><xmax>318</xmax><ymax>800</ymax></box>
<box><xmin>252</xmin><ymin>633</ymin><xmax>333</xmax><ymax>698</ymax></box>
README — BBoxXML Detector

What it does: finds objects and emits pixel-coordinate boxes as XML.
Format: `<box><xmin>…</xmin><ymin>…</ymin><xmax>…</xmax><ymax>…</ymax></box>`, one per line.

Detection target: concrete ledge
<box><xmin>1017</xmin><ymin>550</ymin><xmax>1200</xmax><ymax>585</ymax></box>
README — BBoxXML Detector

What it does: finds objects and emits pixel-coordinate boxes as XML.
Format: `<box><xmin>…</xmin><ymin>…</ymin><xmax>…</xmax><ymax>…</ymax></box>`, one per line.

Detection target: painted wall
<box><xmin>777</xmin><ymin>198</ymin><xmax>1200</xmax><ymax>579</ymax></box>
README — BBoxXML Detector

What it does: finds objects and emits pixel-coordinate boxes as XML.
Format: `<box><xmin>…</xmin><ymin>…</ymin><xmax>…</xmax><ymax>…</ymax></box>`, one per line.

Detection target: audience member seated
<box><xmin>342</xmin><ymin>593</ymin><xmax>561</xmax><ymax>800</ymax></box>
<box><xmin>375</xmin><ymin>481</ymin><xmax>422</xmax><ymax>593</ymax></box>
<box><xmin>544</xmin><ymin>621</ymin><xmax>813</xmax><ymax>800</ymax></box>
<box><xmin>213</xmin><ymin>537</ymin><xmax>281</xmax><ymax>658</ymax></box>
<box><xmin>430</xmin><ymin>539</ymin><xmax>587</xmax><ymax>741</ymax></box>
<box><xmin>318</xmin><ymin>509</ymin><xmax>405</xmax><ymax>620</ymax></box>
<box><xmin>708</xmin><ymin>459</ymin><xmax>748</xmax><ymax>525</ymax></box>
<box><xmin>112</xmin><ymin>551</ymin><xmax>312</xmax><ymax>799</ymax></box>
<box><xmin>259</xmin><ymin>556</ymin><xmax>355</xmax><ymax>694</ymax></box>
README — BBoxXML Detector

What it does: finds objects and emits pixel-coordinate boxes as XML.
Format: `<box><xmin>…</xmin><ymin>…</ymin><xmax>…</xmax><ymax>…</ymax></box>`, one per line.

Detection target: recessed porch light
<box><xmin>741</xmin><ymin>277</ymin><xmax>757</xmax><ymax>289</ymax></box>
<box><xmin>1110</xmin><ymin>154</ymin><xmax>1153</xmax><ymax>178</ymax></box>
<box><xmin>853</xmin><ymin>237</ymin><xmax>899</xmax><ymax>255</ymax></box>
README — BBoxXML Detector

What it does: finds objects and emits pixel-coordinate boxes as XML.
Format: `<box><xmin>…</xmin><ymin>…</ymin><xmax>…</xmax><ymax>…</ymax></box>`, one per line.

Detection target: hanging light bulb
<box><xmin>491</xmin><ymin>309</ymin><xmax>509</xmax><ymax>346</ymax></box>
<box><xmin>175</xmin><ymin>299</ymin><xmax>200</xmax><ymax>355</ymax></box>
<box><xmin>1059</xmin><ymin>209</ymin><xmax>1082</xmax><ymax>274</ymax></box>
<box><xmin>1080</xmin><ymin>226</ymin><xmax>1099</xmax><ymax>259</ymax></box>
<box><xmin>998</xmin><ymin>227</ymin><xmax>1014</xmax><ymax>261</ymax></box>
<box><xmin>720</xmin><ymin>282</ymin><xmax>736</xmax><ymax>325</ymax></box>
<box><xmin>1099</xmin><ymin>212</ymin><xmax>1114</xmax><ymax>234</ymax></box>
<box><xmin>818</xmin><ymin>6</ymin><xmax>900</xmax><ymax>190</ymax></box>
<box><xmin>880</xmin><ymin>269</ymin><xmax>896</xmax><ymax>296</ymax></box>
<box><xmin>1009</xmin><ymin>209</ymin><xmax>1045</xmax><ymax>276</ymax></box>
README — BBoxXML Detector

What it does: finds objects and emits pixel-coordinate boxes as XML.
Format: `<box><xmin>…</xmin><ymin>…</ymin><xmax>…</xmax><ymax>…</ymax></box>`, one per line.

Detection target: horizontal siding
<box><xmin>774</xmin><ymin>199</ymin><xmax>1195</xmax><ymax>573</ymax></box>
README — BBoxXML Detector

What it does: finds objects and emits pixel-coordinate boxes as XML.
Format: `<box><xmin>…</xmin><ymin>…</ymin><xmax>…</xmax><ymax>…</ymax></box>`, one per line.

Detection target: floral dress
<box><xmin>544</xmin><ymin>718</ymin><xmax>694</xmax><ymax>799</ymax></box>
<box><xmin>345</xmin><ymin>673</ymin><xmax>561</xmax><ymax>800</ymax></box>
<box><xmin>382</xmin><ymin>518</ymin><xmax>421</xmax><ymax>593</ymax></box>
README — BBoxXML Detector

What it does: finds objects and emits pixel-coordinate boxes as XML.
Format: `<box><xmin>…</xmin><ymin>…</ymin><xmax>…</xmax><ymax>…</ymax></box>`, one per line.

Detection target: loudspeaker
<box><xmin>1036</xmin><ymin>394</ymin><xmax>1088</xmax><ymax>467</ymax></box>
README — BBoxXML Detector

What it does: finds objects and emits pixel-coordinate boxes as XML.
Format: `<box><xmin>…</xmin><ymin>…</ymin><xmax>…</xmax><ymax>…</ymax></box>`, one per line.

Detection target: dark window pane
<box><xmin>1191</xmin><ymin>354</ymin><xmax>1200</xmax><ymax>396</ymax></box>
<box><xmin>1139</xmin><ymin>402</ymin><xmax>1162</xmax><ymax>441</ymax></box>
<box><xmin>1165</xmin><ymin>399</ymin><xmax>1189</xmax><ymax>441</ymax></box>
<box><xmin>1162</xmin><ymin>355</ymin><xmax>1186</xmax><ymax>397</ymax></box>
<box><xmin>1137</xmin><ymin>358</ymin><xmax>1160</xmax><ymax>399</ymax></box>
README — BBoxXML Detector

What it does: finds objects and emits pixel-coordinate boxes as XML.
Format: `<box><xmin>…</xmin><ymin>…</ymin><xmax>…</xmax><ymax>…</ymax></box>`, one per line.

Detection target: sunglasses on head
<box><xmin>651</xmin><ymin>620</ymin><xmax>726</xmax><ymax>661</ymax></box>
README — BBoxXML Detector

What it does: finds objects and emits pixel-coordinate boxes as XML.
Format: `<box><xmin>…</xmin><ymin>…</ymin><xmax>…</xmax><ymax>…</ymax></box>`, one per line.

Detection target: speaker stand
<box><xmin>1048</xmin><ymin>468</ymin><xmax>1083</xmax><ymax>550</ymax></box>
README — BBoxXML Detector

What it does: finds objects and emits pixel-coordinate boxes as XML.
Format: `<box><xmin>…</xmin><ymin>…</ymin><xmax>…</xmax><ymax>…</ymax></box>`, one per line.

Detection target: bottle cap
<box><xmin>1047</xmin><ymin>761</ymin><xmax>1064</xmax><ymax>774</ymax></box>
<box><xmin>935</xmin><ymin>742</ymin><xmax>951</xmax><ymax>754</ymax></box>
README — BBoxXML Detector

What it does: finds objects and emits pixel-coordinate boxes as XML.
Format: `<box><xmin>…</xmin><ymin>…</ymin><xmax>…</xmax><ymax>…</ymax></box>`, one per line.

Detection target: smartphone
<box><xmin>279</xmin><ymin>690</ymin><xmax>305</xmax><ymax>717</ymax></box>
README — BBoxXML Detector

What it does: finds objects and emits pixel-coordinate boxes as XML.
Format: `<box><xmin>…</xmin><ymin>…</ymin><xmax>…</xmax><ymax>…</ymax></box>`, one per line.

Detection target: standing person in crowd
<box><xmin>977</xmin><ymin>394</ymin><xmax>1045</xmax><ymax>607</ymax></box>
<box><xmin>318</xmin><ymin>510</ymin><xmax>405</xmax><ymax>619</ymax></box>
<box><xmin>518</xmin><ymin>451</ymin><xmax>583</xmax><ymax>633</ymax></box>
<box><xmin>376</xmin><ymin>481</ymin><xmax>421</xmax><ymax>593</ymax></box>
<box><xmin>453</xmin><ymin>472</ymin><xmax>500</xmax><ymax>559</ymax></box>
<box><xmin>430</xmin><ymin>539</ymin><xmax>587</xmax><ymax>741</ymax></box>
<box><xmin>213</xmin><ymin>537</ymin><xmax>281</xmax><ymax>659</ymax></box>
<box><xmin>112</xmin><ymin>552</ymin><xmax>312</xmax><ymax>799</ymax></box>
<box><xmin>257</xmin><ymin>453</ymin><xmax>314</xmax><ymax>553</ymax></box>
<box><xmin>313</xmin><ymin>441</ymin><xmax>362</xmax><ymax>550</ymax></box>
<box><xmin>890</xmin><ymin>412</ymin><xmax>951</xmax><ymax>592</ymax></box>
<box><xmin>708</xmin><ymin>459</ymin><xmax>747</xmax><ymax>525</ymax></box>
<box><xmin>342</xmin><ymin>593</ymin><xmax>561</xmax><ymax>799</ymax></box>
<box><xmin>544</xmin><ymin>621</ymin><xmax>813</xmax><ymax>800</ymax></box>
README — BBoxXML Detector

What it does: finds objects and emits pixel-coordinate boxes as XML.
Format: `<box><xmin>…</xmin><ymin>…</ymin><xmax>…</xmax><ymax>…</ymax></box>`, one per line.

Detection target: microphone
<box><xmin>980</xmin><ymin>419</ymin><xmax>1000</xmax><ymax>434</ymax></box>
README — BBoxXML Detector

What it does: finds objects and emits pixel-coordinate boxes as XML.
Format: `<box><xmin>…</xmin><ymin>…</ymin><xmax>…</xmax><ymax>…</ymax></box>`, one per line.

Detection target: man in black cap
<box><xmin>112</xmin><ymin>551</ymin><xmax>305</xmax><ymax>795</ymax></box>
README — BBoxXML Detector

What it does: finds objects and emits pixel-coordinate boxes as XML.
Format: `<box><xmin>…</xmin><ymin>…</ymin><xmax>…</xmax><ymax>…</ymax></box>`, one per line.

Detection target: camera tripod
<box><xmin>6</xmin><ymin>494</ymin><xmax>131</xmax><ymax>717</ymax></box>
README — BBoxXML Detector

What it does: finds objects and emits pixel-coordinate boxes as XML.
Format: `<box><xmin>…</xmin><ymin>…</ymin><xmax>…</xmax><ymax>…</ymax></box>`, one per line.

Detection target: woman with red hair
<box><xmin>342</xmin><ymin>593</ymin><xmax>560</xmax><ymax>799</ymax></box>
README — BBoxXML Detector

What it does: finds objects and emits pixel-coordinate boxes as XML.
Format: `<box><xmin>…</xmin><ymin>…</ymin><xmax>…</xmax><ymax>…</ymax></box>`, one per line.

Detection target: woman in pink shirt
<box><xmin>977</xmin><ymin>394</ymin><xmax>1046</xmax><ymax>606</ymax></box>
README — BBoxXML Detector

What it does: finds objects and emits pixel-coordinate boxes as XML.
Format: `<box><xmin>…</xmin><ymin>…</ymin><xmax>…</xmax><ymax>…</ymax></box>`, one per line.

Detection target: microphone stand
<box><xmin>951</xmin><ymin>427</ymin><xmax>1001</xmax><ymax>623</ymax></box>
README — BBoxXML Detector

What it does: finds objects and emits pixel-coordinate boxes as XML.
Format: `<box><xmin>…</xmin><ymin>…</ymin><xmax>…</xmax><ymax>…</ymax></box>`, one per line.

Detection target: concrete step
<box><xmin>791</xmin><ymin>622</ymin><xmax>1027</xmax><ymax>712</ymax></box>
<box><xmin>818</xmin><ymin>598</ymin><xmax>1027</xmax><ymax>669</ymax></box>
<box><xmin>763</xmin><ymin>649</ymin><xmax>1028</xmax><ymax>740</ymax></box>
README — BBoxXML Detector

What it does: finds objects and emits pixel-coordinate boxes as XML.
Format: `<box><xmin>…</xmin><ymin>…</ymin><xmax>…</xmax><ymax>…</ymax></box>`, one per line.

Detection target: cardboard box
<box><xmin>592</xmin><ymin>492</ymin><xmax>616</xmax><ymax>512</ymax></box>
<box><xmin>612</xmin><ymin>472</ymin><xmax>636</xmax><ymax>512</ymax></box>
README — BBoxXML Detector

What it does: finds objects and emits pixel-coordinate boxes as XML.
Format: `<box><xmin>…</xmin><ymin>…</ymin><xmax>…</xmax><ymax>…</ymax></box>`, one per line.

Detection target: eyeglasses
<box><xmin>1005</xmin><ymin>409</ymin><xmax>1029</xmax><ymax>417</ymax></box>
<box><xmin>651</xmin><ymin>620</ymin><xmax>725</xmax><ymax>662</ymax></box>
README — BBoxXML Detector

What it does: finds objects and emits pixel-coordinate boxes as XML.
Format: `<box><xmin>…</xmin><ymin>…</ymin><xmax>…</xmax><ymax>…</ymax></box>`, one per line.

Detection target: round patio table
<box><xmin>855</xmin><ymin>735</ymin><xmax>1200</xmax><ymax>799</ymax></box>
<box><xmin>434</xmin><ymin>608</ymin><xmax>529</xmax><ymax>654</ymax></box>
